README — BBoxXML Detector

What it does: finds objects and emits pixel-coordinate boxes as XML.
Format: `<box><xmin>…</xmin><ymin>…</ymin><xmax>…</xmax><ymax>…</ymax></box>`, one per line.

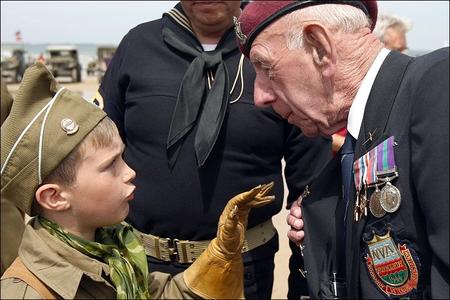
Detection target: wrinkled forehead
<box><xmin>249</xmin><ymin>19</ymin><xmax>289</xmax><ymax>60</ymax></box>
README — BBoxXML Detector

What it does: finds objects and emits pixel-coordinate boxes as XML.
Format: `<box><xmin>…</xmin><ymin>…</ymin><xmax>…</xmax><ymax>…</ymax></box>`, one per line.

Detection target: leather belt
<box><xmin>130</xmin><ymin>219</ymin><xmax>276</xmax><ymax>264</ymax></box>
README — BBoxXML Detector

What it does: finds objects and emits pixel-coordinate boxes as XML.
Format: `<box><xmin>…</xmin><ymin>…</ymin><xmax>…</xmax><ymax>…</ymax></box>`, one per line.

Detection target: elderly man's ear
<box><xmin>303</xmin><ymin>22</ymin><xmax>336</xmax><ymax>77</ymax></box>
<box><xmin>35</xmin><ymin>184</ymin><xmax>71</xmax><ymax>211</ymax></box>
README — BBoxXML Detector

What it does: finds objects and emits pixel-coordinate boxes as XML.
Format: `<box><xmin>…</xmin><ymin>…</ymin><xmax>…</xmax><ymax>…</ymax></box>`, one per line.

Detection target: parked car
<box><xmin>46</xmin><ymin>45</ymin><xmax>81</xmax><ymax>82</ymax></box>
<box><xmin>1</xmin><ymin>49</ymin><xmax>28</xmax><ymax>83</ymax></box>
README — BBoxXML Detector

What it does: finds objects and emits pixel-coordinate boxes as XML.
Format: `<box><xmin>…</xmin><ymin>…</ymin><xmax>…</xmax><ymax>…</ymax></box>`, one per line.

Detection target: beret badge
<box><xmin>60</xmin><ymin>118</ymin><xmax>79</xmax><ymax>135</ymax></box>
<box><xmin>233</xmin><ymin>16</ymin><xmax>247</xmax><ymax>45</ymax></box>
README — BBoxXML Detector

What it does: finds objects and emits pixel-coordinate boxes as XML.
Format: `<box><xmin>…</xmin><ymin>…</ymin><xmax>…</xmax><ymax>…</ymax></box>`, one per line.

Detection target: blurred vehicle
<box><xmin>86</xmin><ymin>59</ymin><xmax>97</xmax><ymax>76</ymax></box>
<box><xmin>1</xmin><ymin>48</ymin><xmax>28</xmax><ymax>83</ymax></box>
<box><xmin>97</xmin><ymin>46</ymin><xmax>116</xmax><ymax>83</ymax></box>
<box><xmin>46</xmin><ymin>45</ymin><xmax>82</xmax><ymax>82</ymax></box>
<box><xmin>86</xmin><ymin>45</ymin><xmax>116</xmax><ymax>82</ymax></box>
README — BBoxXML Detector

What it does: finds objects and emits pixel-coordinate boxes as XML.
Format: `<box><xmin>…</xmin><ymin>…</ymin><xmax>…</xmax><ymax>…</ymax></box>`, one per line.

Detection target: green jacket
<box><xmin>1</xmin><ymin>219</ymin><xmax>197</xmax><ymax>299</ymax></box>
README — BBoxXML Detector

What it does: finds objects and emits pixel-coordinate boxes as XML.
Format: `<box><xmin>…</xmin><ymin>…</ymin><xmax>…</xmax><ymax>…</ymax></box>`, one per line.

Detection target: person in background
<box><xmin>373</xmin><ymin>12</ymin><xmax>412</xmax><ymax>53</ymax></box>
<box><xmin>96</xmin><ymin>1</ymin><xmax>331</xmax><ymax>298</ymax></box>
<box><xmin>1</xmin><ymin>63</ymin><xmax>274</xmax><ymax>299</ymax></box>
<box><xmin>236</xmin><ymin>0</ymin><xmax>448</xmax><ymax>298</ymax></box>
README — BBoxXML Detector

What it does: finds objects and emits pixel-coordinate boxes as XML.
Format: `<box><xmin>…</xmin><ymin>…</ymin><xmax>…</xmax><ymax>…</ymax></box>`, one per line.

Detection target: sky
<box><xmin>1</xmin><ymin>1</ymin><xmax>449</xmax><ymax>51</ymax></box>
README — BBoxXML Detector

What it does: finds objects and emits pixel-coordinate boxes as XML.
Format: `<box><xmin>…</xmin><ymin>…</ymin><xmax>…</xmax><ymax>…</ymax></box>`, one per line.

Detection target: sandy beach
<box><xmin>5</xmin><ymin>75</ymin><xmax>292</xmax><ymax>299</ymax></box>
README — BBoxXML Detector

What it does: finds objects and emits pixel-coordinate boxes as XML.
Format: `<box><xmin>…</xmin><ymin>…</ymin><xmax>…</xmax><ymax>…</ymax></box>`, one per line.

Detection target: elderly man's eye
<box><xmin>261</xmin><ymin>65</ymin><xmax>274</xmax><ymax>80</ymax></box>
<box><xmin>267</xmin><ymin>68</ymin><xmax>275</xmax><ymax>81</ymax></box>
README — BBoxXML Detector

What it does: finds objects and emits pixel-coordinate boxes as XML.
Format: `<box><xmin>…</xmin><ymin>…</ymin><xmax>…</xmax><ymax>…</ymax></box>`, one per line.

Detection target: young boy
<box><xmin>0</xmin><ymin>63</ymin><xmax>274</xmax><ymax>299</ymax></box>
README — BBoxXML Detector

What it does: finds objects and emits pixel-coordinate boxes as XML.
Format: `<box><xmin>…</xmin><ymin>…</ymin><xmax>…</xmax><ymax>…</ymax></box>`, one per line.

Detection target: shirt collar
<box><xmin>347</xmin><ymin>48</ymin><xmax>390</xmax><ymax>139</ymax></box>
<box><xmin>19</xmin><ymin>219</ymin><xmax>113</xmax><ymax>299</ymax></box>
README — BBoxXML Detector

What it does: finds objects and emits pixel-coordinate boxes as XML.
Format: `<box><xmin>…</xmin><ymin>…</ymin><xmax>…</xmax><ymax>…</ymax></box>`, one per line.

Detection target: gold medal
<box><xmin>380</xmin><ymin>181</ymin><xmax>401</xmax><ymax>213</ymax></box>
<box><xmin>369</xmin><ymin>186</ymin><xmax>386</xmax><ymax>218</ymax></box>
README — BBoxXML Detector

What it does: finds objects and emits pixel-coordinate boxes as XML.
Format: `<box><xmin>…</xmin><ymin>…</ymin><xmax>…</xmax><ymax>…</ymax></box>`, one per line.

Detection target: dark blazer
<box><xmin>301</xmin><ymin>48</ymin><xmax>449</xmax><ymax>299</ymax></box>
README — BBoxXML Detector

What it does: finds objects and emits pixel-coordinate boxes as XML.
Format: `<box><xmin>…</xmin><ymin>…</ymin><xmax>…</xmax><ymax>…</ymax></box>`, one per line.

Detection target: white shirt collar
<box><xmin>202</xmin><ymin>43</ymin><xmax>217</xmax><ymax>51</ymax></box>
<box><xmin>347</xmin><ymin>48</ymin><xmax>390</xmax><ymax>139</ymax></box>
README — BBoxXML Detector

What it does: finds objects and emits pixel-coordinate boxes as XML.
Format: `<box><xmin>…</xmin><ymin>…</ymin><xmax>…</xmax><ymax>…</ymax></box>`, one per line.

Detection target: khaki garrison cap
<box><xmin>1</xmin><ymin>63</ymin><xmax>106</xmax><ymax>215</ymax></box>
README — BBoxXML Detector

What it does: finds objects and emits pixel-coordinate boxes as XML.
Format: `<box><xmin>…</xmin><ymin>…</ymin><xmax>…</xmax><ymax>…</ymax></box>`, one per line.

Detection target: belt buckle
<box><xmin>167</xmin><ymin>238</ymin><xmax>180</xmax><ymax>263</ymax></box>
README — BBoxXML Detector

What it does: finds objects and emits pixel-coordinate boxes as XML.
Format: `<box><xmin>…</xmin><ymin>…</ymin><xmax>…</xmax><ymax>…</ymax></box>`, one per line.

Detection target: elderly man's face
<box><xmin>249</xmin><ymin>22</ymin><xmax>336</xmax><ymax>137</ymax></box>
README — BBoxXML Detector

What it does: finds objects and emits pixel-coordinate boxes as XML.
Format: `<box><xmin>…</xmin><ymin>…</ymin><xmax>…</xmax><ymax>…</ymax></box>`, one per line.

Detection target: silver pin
<box><xmin>298</xmin><ymin>268</ymin><xmax>307</xmax><ymax>278</ymax></box>
<box><xmin>362</xmin><ymin>128</ymin><xmax>378</xmax><ymax>146</ymax></box>
<box><xmin>60</xmin><ymin>118</ymin><xmax>79</xmax><ymax>135</ymax></box>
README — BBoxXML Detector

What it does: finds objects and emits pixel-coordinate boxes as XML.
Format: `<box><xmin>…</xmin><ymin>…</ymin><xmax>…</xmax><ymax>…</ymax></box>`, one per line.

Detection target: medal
<box><xmin>360</xmin><ymin>183</ymin><xmax>369</xmax><ymax>217</ymax></box>
<box><xmin>380</xmin><ymin>181</ymin><xmax>401</xmax><ymax>213</ymax></box>
<box><xmin>369</xmin><ymin>185</ymin><xmax>386</xmax><ymax>218</ymax></box>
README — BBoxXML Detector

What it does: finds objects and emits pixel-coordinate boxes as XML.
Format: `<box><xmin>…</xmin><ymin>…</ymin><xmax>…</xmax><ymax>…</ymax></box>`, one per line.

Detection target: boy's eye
<box><xmin>110</xmin><ymin>157</ymin><xmax>118</xmax><ymax>167</ymax></box>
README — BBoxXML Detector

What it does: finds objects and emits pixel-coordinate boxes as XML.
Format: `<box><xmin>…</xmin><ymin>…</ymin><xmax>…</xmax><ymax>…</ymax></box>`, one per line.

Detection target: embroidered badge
<box><xmin>365</xmin><ymin>230</ymin><xmax>418</xmax><ymax>297</ymax></box>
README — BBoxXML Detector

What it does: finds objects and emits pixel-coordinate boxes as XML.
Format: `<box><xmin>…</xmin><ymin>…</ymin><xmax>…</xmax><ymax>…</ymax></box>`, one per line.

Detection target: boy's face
<box><xmin>64</xmin><ymin>131</ymin><xmax>136</xmax><ymax>231</ymax></box>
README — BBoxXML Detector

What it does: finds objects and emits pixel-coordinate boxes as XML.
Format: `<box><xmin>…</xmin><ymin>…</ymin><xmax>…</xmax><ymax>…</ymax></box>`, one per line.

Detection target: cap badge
<box><xmin>60</xmin><ymin>118</ymin><xmax>79</xmax><ymax>135</ymax></box>
<box><xmin>233</xmin><ymin>16</ymin><xmax>247</xmax><ymax>45</ymax></box>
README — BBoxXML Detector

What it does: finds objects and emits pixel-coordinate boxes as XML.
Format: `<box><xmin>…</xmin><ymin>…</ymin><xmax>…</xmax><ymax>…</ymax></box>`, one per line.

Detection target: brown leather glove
<box><xmin>184</xmin><ymin>182</ymin><xmax>274</xmax><ymax>299</ymax></box>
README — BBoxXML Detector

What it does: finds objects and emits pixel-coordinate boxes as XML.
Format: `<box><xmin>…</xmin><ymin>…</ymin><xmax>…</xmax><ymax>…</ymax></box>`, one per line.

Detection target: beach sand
<box><xmin>5</xmin><ymin>75</ymin><xmax>292</xmax><ymax>299</ymax></box>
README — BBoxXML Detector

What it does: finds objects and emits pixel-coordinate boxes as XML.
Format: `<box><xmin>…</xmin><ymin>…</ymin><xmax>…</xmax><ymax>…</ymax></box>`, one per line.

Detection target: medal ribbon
<box><xmin>376</xmin><ymin>136</ymin><xmax>397</xmax><ymax>175</ymax></box>
<box><xmin>353</xmin><ymin>147</ymin><xmax>378</xmax><ymax>190</ymax></box>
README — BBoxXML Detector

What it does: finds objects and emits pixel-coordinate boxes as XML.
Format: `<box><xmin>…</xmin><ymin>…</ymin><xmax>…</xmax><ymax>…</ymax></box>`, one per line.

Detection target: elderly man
<box><xmin>235</xmin><ymin>1</ymin><xmax>449</xmax><ymax>299</ymax></box>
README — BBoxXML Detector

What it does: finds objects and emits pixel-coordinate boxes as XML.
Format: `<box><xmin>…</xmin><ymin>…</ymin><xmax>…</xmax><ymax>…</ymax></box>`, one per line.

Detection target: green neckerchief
<box><xmin>38</xmin><ymin>216</ymin><xmax>150</xmax><ymax>299</ymax></box>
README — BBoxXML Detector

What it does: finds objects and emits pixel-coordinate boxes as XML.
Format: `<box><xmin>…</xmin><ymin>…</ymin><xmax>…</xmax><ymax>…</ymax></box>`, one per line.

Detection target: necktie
<box><xmin>336</xmin><ymin>133</ymin><xmax>356</xmax><ymax>281</ymax></box>
<box><xmin>341</xmin><ymin>133</ymin><xmax>356</xmax><ymax>224</ymax></box>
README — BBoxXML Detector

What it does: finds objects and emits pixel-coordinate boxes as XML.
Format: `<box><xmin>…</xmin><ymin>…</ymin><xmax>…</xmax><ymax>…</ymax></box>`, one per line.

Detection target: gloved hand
<box><xmin>216</xmin><ymin>181</ymin><xmax>275</xmax><ymax>259</ymax></box>
<box><xmin>184</xmin><ymin>182</ymin><xmax>275</xmax><ymax>299</ymax></box>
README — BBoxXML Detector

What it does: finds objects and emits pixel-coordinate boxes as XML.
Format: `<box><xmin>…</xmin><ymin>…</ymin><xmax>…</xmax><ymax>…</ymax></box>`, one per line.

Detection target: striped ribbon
<box><xmin>376</xmin><ymin>136</ymin><xmax>397</xmax><ymax>175</ymax></box>
<box><xmin>354</xmin><ymin>136</ymin><xmax>397</xmax><ymax>190</ymax></box>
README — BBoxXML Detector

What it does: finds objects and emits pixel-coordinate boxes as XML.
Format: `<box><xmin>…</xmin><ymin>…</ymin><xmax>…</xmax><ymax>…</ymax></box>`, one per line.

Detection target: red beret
<box><xmin>234</xmin><ymin>0</ymin><xmax>378</xmax><ymax>58</ymax></box>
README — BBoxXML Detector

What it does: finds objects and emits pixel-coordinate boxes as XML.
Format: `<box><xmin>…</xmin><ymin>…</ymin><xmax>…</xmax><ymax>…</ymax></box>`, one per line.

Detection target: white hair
<box><xmin>283</xmin><ymin>4</ymin><xmax>372</xmax><ymax>49</ymax></box>
<box><xmin>373</xmin><ymin>13</ymin><xmax>412</xmax><ymax>42</ymax></box>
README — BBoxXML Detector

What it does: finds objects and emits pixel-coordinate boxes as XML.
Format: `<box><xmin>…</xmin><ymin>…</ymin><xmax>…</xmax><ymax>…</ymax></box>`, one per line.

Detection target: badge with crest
<box><xmin>364</xmin><ymin>230</ymin><xmax>419</xmax><ymax>297</ymax></box>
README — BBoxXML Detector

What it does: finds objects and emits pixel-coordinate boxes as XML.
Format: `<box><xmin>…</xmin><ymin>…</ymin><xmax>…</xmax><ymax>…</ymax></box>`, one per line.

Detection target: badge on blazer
<box><xmin>364</xmin><ymin>230</ymin><xmax>419</xmax><ymax>297</ymax></box>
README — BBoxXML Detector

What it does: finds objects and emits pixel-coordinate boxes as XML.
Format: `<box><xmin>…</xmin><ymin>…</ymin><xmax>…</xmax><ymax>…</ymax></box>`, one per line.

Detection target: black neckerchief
<box><xmin>163</xmin><ymin>3</ymin><xmax>238</xmax><ymax>169</ymax></box>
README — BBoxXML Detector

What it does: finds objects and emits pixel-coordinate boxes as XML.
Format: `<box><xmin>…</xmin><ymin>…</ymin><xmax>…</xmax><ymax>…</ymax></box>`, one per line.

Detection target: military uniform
<box><xmin>235</xmin><ymin>1</ymin><xmax>449</xmax><ymax>298</ymax></box>
<box><xmin>1</xmin><ymin>219</ymin><xmax>195</xmax><ymax>299</ymax></box>
<box><xmin>300</xmin><ymin>48</ymin><xmax>449</xmax><ymax>299</ymax></box>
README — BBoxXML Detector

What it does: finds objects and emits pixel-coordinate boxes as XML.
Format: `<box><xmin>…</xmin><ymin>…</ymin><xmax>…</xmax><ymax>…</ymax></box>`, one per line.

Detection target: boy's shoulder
<box><xmin>1</xmin><ymin>277</ymin><xmax>41</xmax><ymax>299</ymax></box>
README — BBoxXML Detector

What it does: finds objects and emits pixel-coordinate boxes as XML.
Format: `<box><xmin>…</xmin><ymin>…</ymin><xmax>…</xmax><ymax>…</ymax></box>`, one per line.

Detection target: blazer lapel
<box><xmin>345</xmin><ymin>51</ymin><xmax>413</xmax><ymax>298</ymax></box>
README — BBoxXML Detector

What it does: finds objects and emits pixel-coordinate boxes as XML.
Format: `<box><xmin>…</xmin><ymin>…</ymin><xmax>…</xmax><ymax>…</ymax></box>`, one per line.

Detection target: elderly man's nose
<box><xmin>254</xmin><ymin>77</ymin><xmax>276</xmax><ymax>107</ymax></box>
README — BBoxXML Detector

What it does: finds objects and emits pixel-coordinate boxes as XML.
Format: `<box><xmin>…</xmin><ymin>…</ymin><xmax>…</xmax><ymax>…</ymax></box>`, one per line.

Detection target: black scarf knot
<box><xmin>163</xmin><ymin>21</ymin><xmax>237</xmax><ymax>169</ymax></box>
<box><xmin>202</xmin><ymin>51</ymin><xmax>223</xmax><ymax>68</ymax></box>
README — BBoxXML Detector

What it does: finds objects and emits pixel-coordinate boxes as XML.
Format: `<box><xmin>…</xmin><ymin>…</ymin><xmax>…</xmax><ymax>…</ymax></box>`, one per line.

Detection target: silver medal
<box><xmin>380</xmin><ymin>181</ymin><xmax>401</xmax><ymax>213</ymax></box>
